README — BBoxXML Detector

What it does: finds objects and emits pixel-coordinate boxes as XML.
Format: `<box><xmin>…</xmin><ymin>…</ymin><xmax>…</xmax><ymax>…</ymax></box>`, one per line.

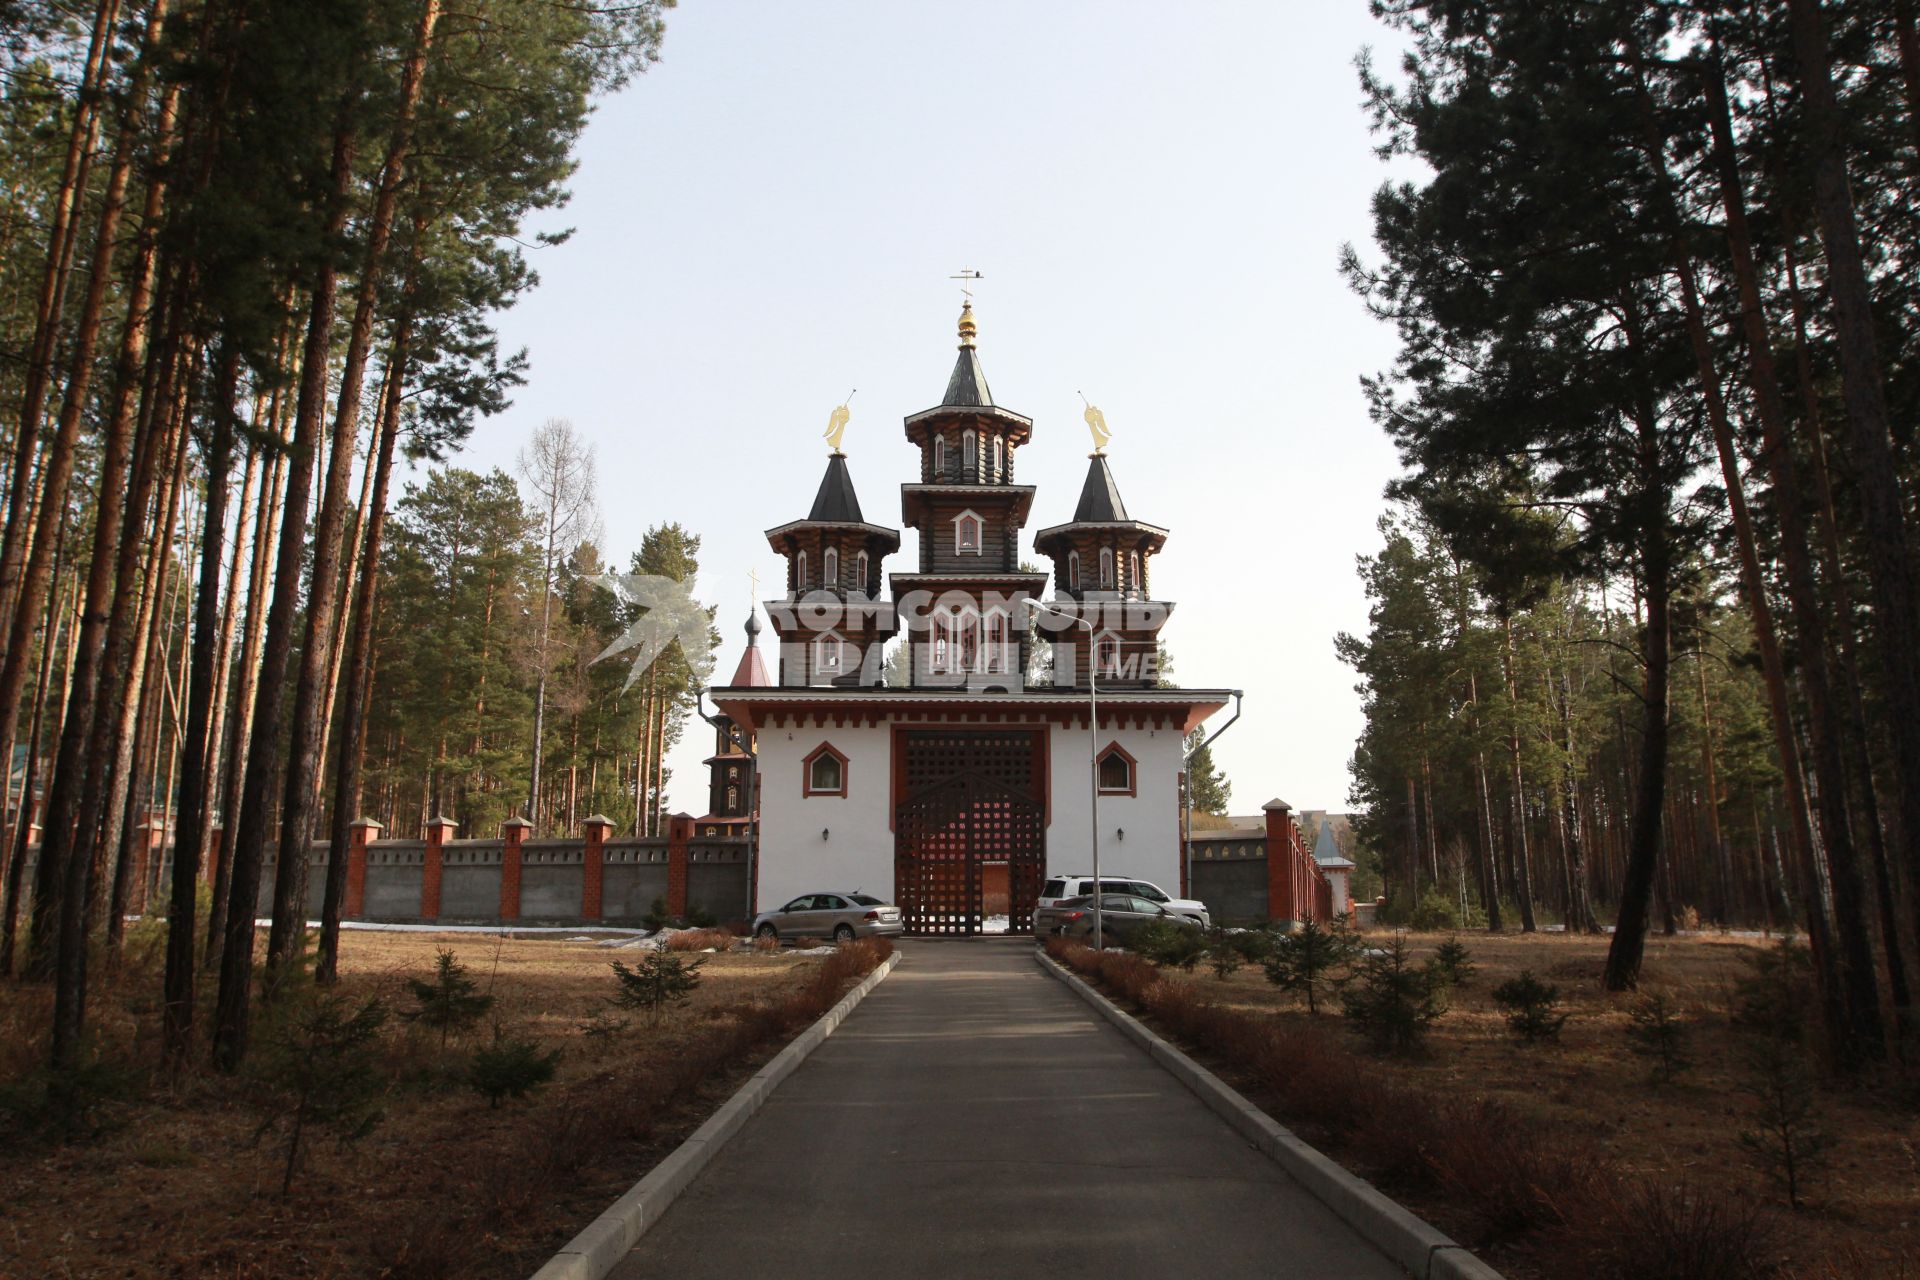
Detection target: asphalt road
<box><xmin>608</xmin><ymin>938</ymin><xmax>1408</xmax><ymax>1280</ymax></box>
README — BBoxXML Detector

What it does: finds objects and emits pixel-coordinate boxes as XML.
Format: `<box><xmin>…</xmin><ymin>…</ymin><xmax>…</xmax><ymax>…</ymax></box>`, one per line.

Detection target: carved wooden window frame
<box><xmin>802</xmin><ymin>742</ymin><xmax>850</xmax><ymax>798</ymax></box>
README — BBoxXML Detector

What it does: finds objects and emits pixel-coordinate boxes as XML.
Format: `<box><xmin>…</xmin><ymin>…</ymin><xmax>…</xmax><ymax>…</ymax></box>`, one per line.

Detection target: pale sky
<box><xmin>428</xmin><ymin>1</ymin><xmax>1417</xmax><ymax>819</ymax></box>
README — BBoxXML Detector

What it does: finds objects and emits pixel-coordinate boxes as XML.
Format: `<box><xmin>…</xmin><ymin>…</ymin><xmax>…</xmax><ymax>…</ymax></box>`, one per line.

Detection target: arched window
<box><xmin>961</xmin><ymin>429</ymin><xmax>977</xmax><ymax>479</ymax></box>
<box><xmin>933</xmin><ymin>613</ymin><xmax>951</xmax><ymax>670</ymax></box>
<box><xmin>797</xmin><ymin>550</ymin><xmax>809</xmax><ymax>590</ymax></box>
<box><xmin>959</xmin><ymin>611</ymin><xmax>979</xmax><ymax>672</ymax></box>
<box><xmin>803</xmin><ymin>742</ymin><xmax>848</xmax><ymax>797</ymax></box>
<box><xmin>725</xmin><ymin>785</ymin><xmax>739</xmax><ymax>809</ymax></box>
<box><xmin>1128</xmin><ymin>551</ymin><xmax>1141</xmax><ymax>595</ymax></box>
<box><xmin>984</xmin><ymin>611</ymin><xmax>1008</xmax><ymax>673</ymax></box>
<box><xmin>1099</xmin><ymin>547</ymin><xmax>1115</xmax><ymax>588</ymax></box>
<box><xmin>1097</xmin><ymin>742</ymin><xmax>1137</xmax><ymax>795</ymax></box>
<box><xmin>1068</xmin><ymin>550</ymin><xmax>1081</xmax><ymax>593</ymax></box>
<box><xmin>814</xmin><ymin>633</ymin><xmax>842</xmax><ymax>676</ymax></box>
<box><xmin>955</xmin><ymin>510</ymin><xmax>982</xmax><ymax>554</ymax></box>
<box><xmin>932</xmin><ymin>434</ymin><xmax>945</xmax><ymax>478</ymax></box>
<box><xmin>992</xmin><ymin>436</ymin><xmax>1004</xmax><ymax>479</ymax></box>
<box><xmin>823</xmin><ymin>547</ymin><xmax>838</xmax><ymax>588</ymax></box>
<box><xmin>1095</xmin><ymin>632</ymin><xmax>1121</xmax><ymax>678</ymax></box>
<box><xmin>855</xmin><ymin>550</ymin><xmax>869</xmax><ymax>594</ymax></box>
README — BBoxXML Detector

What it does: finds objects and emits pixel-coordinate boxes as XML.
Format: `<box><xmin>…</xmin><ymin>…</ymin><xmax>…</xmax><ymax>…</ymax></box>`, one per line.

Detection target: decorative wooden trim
<box><xmin>801</xmin><ymin>740</ymin><xmax>850</xmax><ymax>797</ymax></box>
<box><xmin>1097</xmin><ymin>739</ymin><xmax>1138</xmax><ymax>797</ymax></box>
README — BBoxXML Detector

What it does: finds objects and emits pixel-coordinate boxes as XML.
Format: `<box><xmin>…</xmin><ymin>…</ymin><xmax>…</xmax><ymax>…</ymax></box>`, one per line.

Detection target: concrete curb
<box><xmin>1035</xmin><ymin>950</ymin><xmax>1503</xmax><ymax>1280</ymax></box>
<box><xmin>530</xmin><ymin>951</ymin><xmax>903</xmax><ymax>1280</ymax></box>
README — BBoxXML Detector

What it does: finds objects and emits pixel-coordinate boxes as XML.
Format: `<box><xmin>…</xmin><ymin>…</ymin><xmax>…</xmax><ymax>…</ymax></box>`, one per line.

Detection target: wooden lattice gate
<box><xmin>895</xmin><ymin>730</ymin><xmax>1045</xmax><ymax>935</ymax></box>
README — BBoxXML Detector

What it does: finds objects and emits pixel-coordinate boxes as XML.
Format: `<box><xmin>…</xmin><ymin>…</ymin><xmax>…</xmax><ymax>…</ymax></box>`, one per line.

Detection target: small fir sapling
<box><xmin>1491</xmin><ymin>970</ymin><xmax>1570</xmax><ymax>1043</ymax></box>
<box><xmin>1731</xmin><ymin>940</ymin><xmax>1831</xmax><ymax>1208</ymax></box>
<box><xmin>1264</xmin><ymin>916</ymin><xmax>1363</xmax><ymax>1014</ymax></box>
<box><xmin>1205</xmin><ymin>928</ymin><xmax>1244</xmax><ymax>979</ymax></box>
<box><xmin>251</xmin><ymin>989</ymin><xmax>389</xmax><ymax>1194</ymax></box>
<box><xmin>402</xmin><ymin>949</ymin><xmax>494</xmax><ymax>1046</ymax></box>
<box><xmin>1132</xmin><ymin>918</ymin><xmax>1206</xmax><ymax>971</ymax></box>
<box><xmin>1339</xmin><ymin>931</ymin><xmax>1443</xmax><ymax>1054</ymax></box>
<box><xmin>468</xmin><ymin>1029</ymin><xmax>561</xmax><ymax>1108</ymax></box>
<box><xmin>1625</xmin><ymin>992</ymin><xmax>1691</xmax><ymax>1084</ymax></box>
<box><xmin>610</xmin><ymin>952</ymin><xmax>705</xmax><ymax>1024</ymax></box>
<box><xmin>1429</xmin><ymin>935</ymin><xmax>1477</xmax><ymax>988</ymax></box>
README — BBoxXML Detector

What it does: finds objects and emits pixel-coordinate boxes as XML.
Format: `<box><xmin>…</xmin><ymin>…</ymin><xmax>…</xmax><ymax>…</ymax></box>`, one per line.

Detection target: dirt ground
<box><xmin>1166</xmin><ymin>928</ymin><xmax>1920</xmax><ymax>1279</ymax></box>
<box><xmin>0</xmin><ymin>928</ymin><xmax>833</xmax><ymax>1279</ymax></box>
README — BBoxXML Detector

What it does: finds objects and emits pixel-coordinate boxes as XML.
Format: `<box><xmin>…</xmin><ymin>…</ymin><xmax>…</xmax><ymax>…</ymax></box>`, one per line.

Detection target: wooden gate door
<box><xmin>894</xmin><ymin>730</ymin><xmax>1045</xmax><ymax>935</ymax></box>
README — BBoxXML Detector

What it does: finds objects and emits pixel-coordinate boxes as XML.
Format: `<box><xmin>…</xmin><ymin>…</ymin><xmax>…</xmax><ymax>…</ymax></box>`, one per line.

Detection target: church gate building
<box><xmin>710</xmin><ymin>304</ymin><xmax>1232</xmax><ymax>934</ymax></box>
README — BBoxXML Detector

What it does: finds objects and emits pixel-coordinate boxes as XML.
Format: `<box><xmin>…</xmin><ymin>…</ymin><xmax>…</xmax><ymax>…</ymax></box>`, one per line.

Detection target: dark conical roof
<box><xmin>1073</xmin><ymin>454</ymin><xmax>1130</xmax><ymax>523</ymax></box>
<box><xmin>807</xmin><ymin>453</ymin><xmax>865</xmax><ymax>522</ymax></box>
<box><xmin>942</xmin><ymin>346</ymin><xmax>993</xmax><ymax>408</ymax></box>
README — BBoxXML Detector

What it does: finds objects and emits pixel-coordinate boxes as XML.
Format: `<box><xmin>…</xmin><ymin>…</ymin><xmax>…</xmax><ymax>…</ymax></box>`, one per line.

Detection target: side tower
<box><xmin>1032</xmin><ymin>448</ymin><xmax>1172</xmax><ymax>688</ymax></box>
<box><xmin>699</xmin><ymin>612</ymin><xmax>769</xmax><ymax>836</ymax></box>
<box><xmin>892</xmin><ymin>302</ymin><xmax>1048</xmax><ymax>688</ymax></box>
<box><xmin>765</xmin><ymin>449</ymin><xmax>900</xmax><ymax>686</ymax></box>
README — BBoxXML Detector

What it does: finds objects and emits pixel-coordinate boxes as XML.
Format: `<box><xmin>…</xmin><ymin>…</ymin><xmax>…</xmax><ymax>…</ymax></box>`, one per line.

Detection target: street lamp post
<box><xmin>1026</xmin><ymin>600</ymin><xmax>1103</xmax><ymax>947</ymax></box>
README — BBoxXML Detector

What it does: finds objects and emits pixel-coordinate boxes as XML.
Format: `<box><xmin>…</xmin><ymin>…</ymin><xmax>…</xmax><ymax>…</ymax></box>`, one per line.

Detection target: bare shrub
<box><xmin>663</xmin><ymin>928</ymin><xmax>735</xmax><ymax>953</ymax></box>
<box><xmin>1550</xmin><ymin>1178</ymin><xmax>1778</xmax><ymax>1280</ymax></box>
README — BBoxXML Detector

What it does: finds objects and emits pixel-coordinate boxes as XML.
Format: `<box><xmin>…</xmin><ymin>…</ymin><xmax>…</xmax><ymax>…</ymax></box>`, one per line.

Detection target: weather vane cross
<box><xmin>950</xmin><ymin>267</ymin><xmax>983</xmax><ymax>302</ymax></box>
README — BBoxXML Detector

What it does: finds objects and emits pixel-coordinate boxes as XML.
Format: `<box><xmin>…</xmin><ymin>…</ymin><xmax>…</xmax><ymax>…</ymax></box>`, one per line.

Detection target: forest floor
<box><xmin>0</xmin><ymin>926</ymin><xmax>870</xmax><ymax>1279</ymax></box>
<box><xmin>1151</xmin><ymin>928</ymin><xmax>1920</xmax><ymax>1279</ymax></box>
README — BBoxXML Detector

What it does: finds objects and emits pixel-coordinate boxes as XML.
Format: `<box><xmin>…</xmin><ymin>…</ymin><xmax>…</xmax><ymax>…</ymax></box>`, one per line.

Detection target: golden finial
<box><xmin>949</xmin><ymin>268</ymin><xmax>982</xmax><ymax>348</ymax></box>
<box><xmin>824</xmin><ymin>389</ymin><xmax>855</xmax><ymax>453</ymax></box>
<box><xmin>1080</xmin><ymin>391</ymin><xmax>1111</xmax><ymax>454</ymax></box>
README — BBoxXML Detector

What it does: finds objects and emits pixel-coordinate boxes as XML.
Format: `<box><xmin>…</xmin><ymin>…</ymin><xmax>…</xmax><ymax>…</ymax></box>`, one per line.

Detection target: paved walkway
<box><xmin>609</xmin><ymin>939</ymin><xmax>1406</xmax><ymax>1279</ymax></box>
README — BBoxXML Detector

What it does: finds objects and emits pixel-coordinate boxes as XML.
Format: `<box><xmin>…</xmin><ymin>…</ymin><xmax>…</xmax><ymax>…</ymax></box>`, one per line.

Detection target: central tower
<box><xmin>893</xmin><ymin>302</ymin><xmax>1048</xmax><ymax>688</ymax></box>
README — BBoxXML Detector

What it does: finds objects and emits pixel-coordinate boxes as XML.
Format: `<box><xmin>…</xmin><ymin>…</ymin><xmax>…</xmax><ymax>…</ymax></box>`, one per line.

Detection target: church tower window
<box><xmin>1068</xmin><ymin>550</ymin><xmax>1080</xmax><ymax>593</ymax></box>
<box><xmin>1095</xmin><ymin>631</ymin><xmax>1121</xmax><ymax>678</ymax></box>
<box><xmin>797</xmin><ymin>550</ymin><xmax>809</xmax><ymax>590</ymax></box>
<box><xmin>962</xmin><ymin>428</ymin><xmax>977</xmax><ymax>479</ymax></box>
<box><xmin>955</xmin><ymin>510</ymin><xmax>982</xmax><ymax>554</ymax></box>
<box><xmin>855</xmin><ymin>550</ymin><xmax>869</xmax><ymax>594</ymax></box>
<box><xmin>959</xmin><ymin>612</ymin><xmax>979</xmax><ymax>672</ymax></box>
<box><xmin>933</xmin><ymin>434</ymin><xmax>945</xmax><ymax>478</ymax></box>
<box><xmin>1128</xmin><ymin>551</ymin><xmax>1141</xmax><ymax>595</ymax></box>
<box><xmin>823</xmin><ymin>547</ymin><xmax>838</xmax><ymax>588</ymax></box>
<box><xmin>726</xmin><ymin>784</ymin><xmax>739</xmax><ymax>810</ymax></box>
<box><xmin>933</xmin><ymin>613</ymin><xmax>951</xmax><ymax>671</ymax></box>
<box><xmin>992</xmin><ymin>436</ymin><xmax>1003</xmax><ymax>479</ymax></box>
<box><xmin>1097</xmin><ymin>742</ymin><xmax>1137</xmax><ymax>795</ymax></box>
<box><xmin>984</xmin><ymin>610</ymin><xmax>1008</xmax><ymax>673</ymax></box>
<box><xmin>1099</xmin><ymin>547</ymin><xmax>1115</xmax><ymax>589</ymax></box>
<box><xmin>814</xmin><ymin>633</ymin><xmax>843</xmax><ymax>677</ymax></box>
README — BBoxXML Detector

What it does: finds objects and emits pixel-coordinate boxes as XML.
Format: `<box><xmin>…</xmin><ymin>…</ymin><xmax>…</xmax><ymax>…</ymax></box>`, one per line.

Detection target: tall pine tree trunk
<box><xmin>318</xmin><ymin>317</ymin><xmax>411</xmax><ymax>984</ymax></box>
<box><xmin>163</xmin><ymin>345</ymin><xmax>237</xmax><ymax>1056</ymax></box>
<box><xmin>215</xmin><ymin>112</ymin><xmax>359</xmax><ymax>1072</ymax></box>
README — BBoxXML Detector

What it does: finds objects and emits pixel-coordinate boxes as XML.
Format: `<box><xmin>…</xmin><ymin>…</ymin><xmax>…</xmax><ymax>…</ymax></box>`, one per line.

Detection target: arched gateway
<box><xmin>894</xmin><ymin>729</ymin><xmax>1046</xmax><ymax>934</ymax></box>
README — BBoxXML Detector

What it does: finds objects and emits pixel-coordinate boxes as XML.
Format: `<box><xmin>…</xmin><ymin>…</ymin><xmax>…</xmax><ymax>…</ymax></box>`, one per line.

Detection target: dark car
<box><xmin>1033</xmin><ymin>893</ymin><xmax>1198</xmax><ymax>946</ymax></box>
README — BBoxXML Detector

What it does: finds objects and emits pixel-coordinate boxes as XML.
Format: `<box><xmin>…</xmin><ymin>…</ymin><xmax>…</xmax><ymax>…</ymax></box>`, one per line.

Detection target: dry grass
<box><xmin>1050</xmin><ymin>929</ymin><xmax>1920</xmax><ymax>1279</ymax></box>
<box><xmin>0</xmin><ymin>928</ymin><xmax>890</xmax><ymax>1279</ymax></box>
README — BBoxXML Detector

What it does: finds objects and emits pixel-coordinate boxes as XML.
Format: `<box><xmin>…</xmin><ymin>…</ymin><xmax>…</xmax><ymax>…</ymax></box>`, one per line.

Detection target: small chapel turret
<box><xmin>1033</xmin><ymin>449</ymin><xmax>1172</xmax><ymax>688</ymax></box>
<box><xmin>764</xmin><ymin>438</ymin><xmax>900</xmax><ymax>687</ymax></box>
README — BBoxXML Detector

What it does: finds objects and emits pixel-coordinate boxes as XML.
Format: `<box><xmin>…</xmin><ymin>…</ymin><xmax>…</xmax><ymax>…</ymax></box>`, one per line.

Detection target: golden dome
<box><xmin>957</xmin><ymin>300</ymin><xmax>977</xmax><ymax>348</ymax></box>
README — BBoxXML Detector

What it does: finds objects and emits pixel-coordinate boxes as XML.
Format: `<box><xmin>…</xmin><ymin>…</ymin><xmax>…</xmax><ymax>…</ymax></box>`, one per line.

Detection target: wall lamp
<box><xmin>821</xmin><ymin>828</ymin><xmax>830</xmax><ymax>841</ymax></box>
<box><xmin>1117</xmin><ymin>827</ymin><xmax>1126</xmax><ymax>842</ymax></box>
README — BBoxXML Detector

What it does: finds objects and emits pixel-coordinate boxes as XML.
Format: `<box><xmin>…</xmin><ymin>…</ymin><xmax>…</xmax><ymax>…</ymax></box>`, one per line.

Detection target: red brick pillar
<box><xmin>1263</xmin><ymin>798</ymin><xmax>1296</xmax><ymax>924</ymax></box>
<box><xmin>345</xmin><ymin>819</ymin><xmax>381</xmax><ymax>917</ymax></box>
<box><xmin>582</xmin><ymin>814</ymin><xmax>613</xmax><ymax>920</ymax></box>
<box><xmin>422</xmin><ymin>816</ymin><xmax>457</xmax><ymax>921</ymax></box>
<box><xmin>500</xmin><ymin>816</ymin><xmax>532</xmax><ymax>921</ymax></box>
<box><xmin>666</xmin><ymin>812</ymin><xmax>694</xmax><ymax>918</ymax></box>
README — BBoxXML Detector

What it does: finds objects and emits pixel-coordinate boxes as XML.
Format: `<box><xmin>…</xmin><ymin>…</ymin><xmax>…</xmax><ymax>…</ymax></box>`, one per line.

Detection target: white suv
<box><xmin>1038</xmin><ymin>874</ymin><xmax>1211</xmax><ymax>928</ymax></box>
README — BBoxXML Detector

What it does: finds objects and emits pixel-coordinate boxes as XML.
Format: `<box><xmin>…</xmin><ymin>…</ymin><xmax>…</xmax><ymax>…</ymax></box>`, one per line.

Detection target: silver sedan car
<box><xmin>752</xmin><ymin>892</ymin><xmax>904</xmax><ymax>944</ymax></box>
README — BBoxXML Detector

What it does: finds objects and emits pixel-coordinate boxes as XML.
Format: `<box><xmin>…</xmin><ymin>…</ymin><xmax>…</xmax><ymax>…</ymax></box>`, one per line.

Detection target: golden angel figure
<box><xmin>1081</xmin><ymin>395</ymin><xmax>1111</xmax><ymax>453</ymax></box>
<box><xmin>824</xmin><ymin>392</ymin><xmax>854</xmax><ymax>452</ymax></box>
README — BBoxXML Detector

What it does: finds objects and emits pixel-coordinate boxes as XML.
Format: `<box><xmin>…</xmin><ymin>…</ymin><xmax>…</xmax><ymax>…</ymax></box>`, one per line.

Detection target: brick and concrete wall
<box><xmin>1185</xmin><ymin>801</ymin><xmax>1343</xmax><ymax>927</ymax></box>
<box><xmin>67</xmin><ymin>813</ymin><xmax>755</xmax><ymax>928</ymax></box>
